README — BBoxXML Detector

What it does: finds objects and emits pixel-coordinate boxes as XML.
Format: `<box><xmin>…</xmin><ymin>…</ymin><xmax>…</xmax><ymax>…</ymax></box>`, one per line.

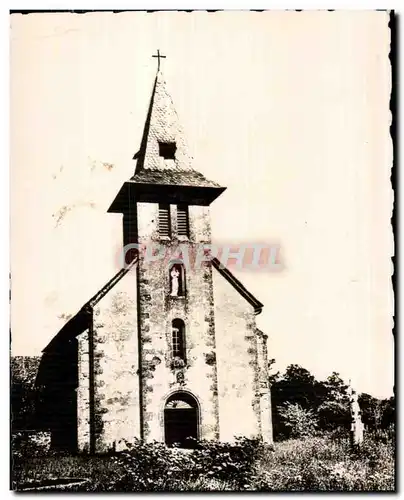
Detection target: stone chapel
<box><xmin>36</xmin><ymin>57</ymin><xmax>273</xmax><ymax>453</ymax></box>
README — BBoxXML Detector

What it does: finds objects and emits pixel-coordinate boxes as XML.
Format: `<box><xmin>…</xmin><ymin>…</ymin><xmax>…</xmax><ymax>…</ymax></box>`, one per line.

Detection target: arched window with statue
<box><xmin>169</xmin><ymin>261</ymin><xmax>186</xmax><ymax>297</ymax></box>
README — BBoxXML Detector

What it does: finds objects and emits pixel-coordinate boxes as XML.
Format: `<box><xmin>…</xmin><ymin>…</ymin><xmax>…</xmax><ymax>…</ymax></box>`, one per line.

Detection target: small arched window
<box><xmin>169</xmin><ymin>262</ymin><xmax>185</xmax><ymax>297</ymax></box>
<box><xmin>172</xmin><ymin>319</ymin><xmax>186</xmax><ymax>361</ymax></box>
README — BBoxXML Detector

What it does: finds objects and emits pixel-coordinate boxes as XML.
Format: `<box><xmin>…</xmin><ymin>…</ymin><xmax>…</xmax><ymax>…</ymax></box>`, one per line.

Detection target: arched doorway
<box><xmin>164</xmin><ymin>392</ymin><xmax>199</xmax><ymax>448</ymax></box>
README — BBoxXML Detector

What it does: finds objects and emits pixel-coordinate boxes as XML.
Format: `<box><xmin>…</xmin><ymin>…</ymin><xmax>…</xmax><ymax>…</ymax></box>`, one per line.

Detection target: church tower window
<box><xmin>169</xmin><ymin>262</ymin><xmax>185</xmax><ymax>297</ymax></box>
<box><xmin>158</xmin><ymin>204</ymin><xmax>171</xmax><ymax>237</ymax></box>
<box><xmin>177</xmin><ymin>205</ymin><xmax>189</xmax><ymax>237</ymax></box>
<box><xmin>172</xmin><ymin>319</ymin><xmax>186</xmax><ymax>361</ymax></box>
<box><xmin>159</xmin><ymin>142</ymin><xmax>176</xmax><ymax>160</ymax></box>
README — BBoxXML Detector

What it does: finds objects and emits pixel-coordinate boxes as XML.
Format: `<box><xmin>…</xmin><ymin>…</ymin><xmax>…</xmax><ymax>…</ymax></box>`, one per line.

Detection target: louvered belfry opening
<box><xmin>158</xmin><ymin>204</ymin><xmax>171</xmax><ymax>237</ymax></box>
<box><xmin>177</xmin><ymin>205</ymin><xmax>189</xmax><ymax>237</ymax></box>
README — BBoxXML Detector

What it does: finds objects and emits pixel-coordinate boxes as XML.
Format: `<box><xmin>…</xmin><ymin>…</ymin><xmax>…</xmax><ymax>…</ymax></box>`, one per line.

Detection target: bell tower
<box><xmin>108</xmin><ymin>53</ymin><xmax>226</xmax><ymax>445</ymax></box>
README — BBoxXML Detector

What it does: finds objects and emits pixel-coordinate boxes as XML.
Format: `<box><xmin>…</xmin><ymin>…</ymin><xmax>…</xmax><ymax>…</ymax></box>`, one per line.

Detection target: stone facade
<box><xmin>43</xmin><ymin>63</ymin><xmax>273</xmax><ymax>452</ymax></box>
<box><xmin>135</xmin><ymin>202</ymin><xmax>219</xmax><ymax>443</ymax></box>
<box><xmin>213</xmin><ymin>270</ymin><xmax>269</xmax><ymax>442</ymax></box>
<box><xmin>73</xmin><ymin>201</ymin><xmax>273</xmax><ymax>451</ymax></box>
<box><xmin>93</xmin><ymin>279</ymin><xmax>140</xmax><ymax>452</ymax></box>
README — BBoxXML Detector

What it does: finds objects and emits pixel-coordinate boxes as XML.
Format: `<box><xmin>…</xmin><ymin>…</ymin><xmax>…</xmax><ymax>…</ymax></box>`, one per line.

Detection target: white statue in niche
<box><xmin>169</xmin><ymin>264</ymin><xmax>183</xmax><ymax>296</ymax></box>
<box><xmin>170</xmin><ymin>267</ymin><xmax>179</xmax><ymax>296</ymax></box>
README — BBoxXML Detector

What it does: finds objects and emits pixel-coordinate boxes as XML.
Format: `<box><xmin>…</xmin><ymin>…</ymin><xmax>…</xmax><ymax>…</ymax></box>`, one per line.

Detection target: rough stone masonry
<box><xmin>37</xmin><ymin>63</ymin><xmax>273</xmax><ymax>453</ymax></box>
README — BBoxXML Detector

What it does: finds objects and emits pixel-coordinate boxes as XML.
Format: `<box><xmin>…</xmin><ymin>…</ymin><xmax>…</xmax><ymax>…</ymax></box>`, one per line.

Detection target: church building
<box><xmin>36</xmin><ymin>54</ymin><xmax>273</xmax><ymax>453</ymax></box>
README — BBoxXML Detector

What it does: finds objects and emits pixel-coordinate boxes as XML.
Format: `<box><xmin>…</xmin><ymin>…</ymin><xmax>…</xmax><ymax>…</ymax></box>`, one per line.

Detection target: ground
<box><xmin>12</xmin><ymin>432</ymin><xmax>395</xmax><ymax>492</ymax></box>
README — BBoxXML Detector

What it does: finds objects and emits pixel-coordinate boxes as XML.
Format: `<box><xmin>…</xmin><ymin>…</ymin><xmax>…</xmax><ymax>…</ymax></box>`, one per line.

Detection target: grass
<box><xmin>255</xmin><ymin>434</ymin><xmax>395</xmax><ymax>491</ymax></box>
<box><xmin>12</xmin><ymin>433</ymin><xmax>395</xmax><ymax>492</ymax></box>
<box><xmin>12</xmin><ymin>455</ymin><xmax>122</xmax><ymax>489</ymax></box>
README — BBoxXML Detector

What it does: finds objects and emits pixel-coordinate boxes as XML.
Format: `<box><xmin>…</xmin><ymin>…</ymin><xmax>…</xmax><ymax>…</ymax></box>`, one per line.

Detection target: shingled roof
<box><xmin>130</xmin><ymin>168</ymin><xmax>221</xmax><ymax>188</ymax></box>
<box><xmin>131</xmin><ymin>69</ymin><xmax>222</xmax><ymax>189</ymax></box>
<box><xmin>108</xmin><ymin>68</ymin><xmax>225</xmax><ymax>212</ymax></box>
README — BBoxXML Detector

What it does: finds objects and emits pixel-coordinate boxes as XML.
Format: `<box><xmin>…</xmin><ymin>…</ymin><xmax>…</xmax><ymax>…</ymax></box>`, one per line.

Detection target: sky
<box><xmin>10</xmin><ymin>10</ymin><xmax>394</xmax><ymax>398</ymax></box>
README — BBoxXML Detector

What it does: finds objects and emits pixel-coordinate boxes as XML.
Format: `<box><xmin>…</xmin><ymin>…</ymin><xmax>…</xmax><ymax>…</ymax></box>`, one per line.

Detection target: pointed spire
<box><xmin>108</xmin><ymin>55</ymin><xmax>226</xmax><ymax>213</ymax></box>
<box><xmin>131</xmin><ymin>56</ymin><xmax>222</xmax><ymax>189</ymax></box>
<box><xmin>133</xmin><ymin>68</ymin><xmax>194</xmax><ymax>173</ymax></box>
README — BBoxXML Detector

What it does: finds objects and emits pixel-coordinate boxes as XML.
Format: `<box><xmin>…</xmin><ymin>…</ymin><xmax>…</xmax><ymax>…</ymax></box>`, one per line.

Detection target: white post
<box><xmin>349</xmin><ymin>387</ymin><xmax>364</xmax><ymax>448</ymax></box>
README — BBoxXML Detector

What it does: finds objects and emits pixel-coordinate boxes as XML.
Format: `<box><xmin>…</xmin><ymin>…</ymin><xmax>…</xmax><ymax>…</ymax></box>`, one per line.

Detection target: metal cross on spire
<box><xmin>152</xmin><ymin>49</ymin><xmax>166</xmax><ymax>72</ymax></box>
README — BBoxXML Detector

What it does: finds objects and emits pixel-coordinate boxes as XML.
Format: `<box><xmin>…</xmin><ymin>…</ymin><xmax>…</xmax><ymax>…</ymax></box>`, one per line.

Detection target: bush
<box><xmin>278</xmin><ymin>403</ymin><xmax>318</xmax><ymax>439</ymax></box>
<box><xmin>10</xmin><ymin>357</ymin><xmax>41</xmax><ymax>432</ymax></box>
<box><xmin>12</xmin><ymin>431</ymin><xmax>51</xmax><ymax>459</ymax></box>
<box><xmin>98</xmin><ymin>437</ymin><xmax>264</xmax><ymax>491</ymax></box>
<box><xmin>12</xmin><ymin>433</ymin><xmax>395</xmax><ymax>492</ymax></box>
<box><xmin>105</xmin><ymin>440</ymin><xmax>188</xmax><ymax>491</ymax></box>
<box><xmin>12</xmin><ymin>431</ymin><xmax>53</xmax><ymax>488</ymax></box>
<box><xmin>191</xmin><ymin>437</ymin><xmax>264</xmax><ymax>488</ymax></box>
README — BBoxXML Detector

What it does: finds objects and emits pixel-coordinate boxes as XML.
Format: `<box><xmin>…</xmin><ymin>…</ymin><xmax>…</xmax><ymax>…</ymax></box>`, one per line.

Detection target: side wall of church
<box><xmin>213</xmin><ymin>270</ymin><xmax>262</xmax><ymax>442</ymax></box>
<box><xmin>77</xmin><ymin>329</ymin><xmax>90</xmax><ymax>452</ymax></box>
<box><xmin>92</xmin><ymin>271</ymin><xmax>140</xmax><ymax>452</ymax></box>
<box><xmin>256</xmin><ymin>332</ymin><xmax>273</xmax><ymax>444</ymax></box>
<box><xmin>136</xmin><ymin>202</ymin><xmax>220</xmax><ymax>443</ymax></box>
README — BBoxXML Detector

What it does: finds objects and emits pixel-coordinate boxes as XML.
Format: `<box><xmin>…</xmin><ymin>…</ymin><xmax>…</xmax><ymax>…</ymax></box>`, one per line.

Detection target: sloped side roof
<box><xmin>211</xmin><ymin>257</ymin><xmax>263</xmax><ymax>315</ymax></box>
<box><xmin>43</xmin><ymin>256</ymin><xmax>138</xmax><ymax>352</ymax></box>
<box><xmin>255</xmin><ymin>328</ymin><xmax>268</xmax><ymax>340</ymax></box>
<box><xmin>44</xmin><ymin>254</ymin><xmax>263</xmax><ymax>352</ymax></box>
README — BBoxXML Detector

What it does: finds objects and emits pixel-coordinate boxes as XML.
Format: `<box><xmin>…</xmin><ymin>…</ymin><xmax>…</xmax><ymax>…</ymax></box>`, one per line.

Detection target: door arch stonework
<box><xmin>163</xmin><ymin>391</ymin><xmax>200</xmax><ymax>448</ymax></box>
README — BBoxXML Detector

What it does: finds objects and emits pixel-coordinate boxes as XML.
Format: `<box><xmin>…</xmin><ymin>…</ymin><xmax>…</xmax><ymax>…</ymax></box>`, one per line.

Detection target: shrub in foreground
<box><xmin>278</xmin><ymin>402</ymin><xmax>318</xmax><ymax>439</ymax></box>
<box><xmin>255</xmin><ymin>433</ymin><xmax>395</xmax><ymax>491</ymax></box>
<box><xmin>13</xmin><ymin>433</ymin><xmax>394</xmax><ymax>492</ymax></box>
<box><xmin>99</xmin><ymin>437</ymin><xmax>263</xmax><ymax>491</ymax></box>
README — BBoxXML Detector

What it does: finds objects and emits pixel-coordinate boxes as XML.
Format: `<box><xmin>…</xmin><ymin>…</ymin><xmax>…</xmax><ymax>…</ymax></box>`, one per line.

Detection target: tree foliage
<box><xmin>270</xmin><ymin>363</ymin><xmax>394</xmax><ymax>441</ymax></box>
<box><xmin>11</xmin><ymin>356</ymin><xmax>41</xmax><ymax>431</ymax></box>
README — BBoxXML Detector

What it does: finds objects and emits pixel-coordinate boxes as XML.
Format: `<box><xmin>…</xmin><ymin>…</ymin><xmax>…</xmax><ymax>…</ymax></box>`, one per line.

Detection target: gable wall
<box><xmin>92</xmin><ymin>270</ymin><xmax>140</xmax><ymax>452</ymax></box>
<box><xmin>213</xmin><ymin>269</ymin><xmax>261</xmax><ymax>442</ymax></box>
